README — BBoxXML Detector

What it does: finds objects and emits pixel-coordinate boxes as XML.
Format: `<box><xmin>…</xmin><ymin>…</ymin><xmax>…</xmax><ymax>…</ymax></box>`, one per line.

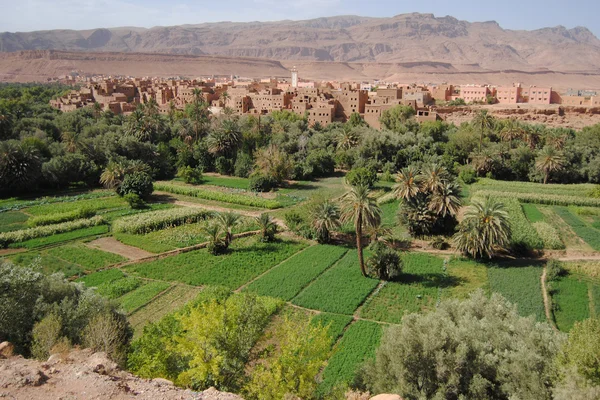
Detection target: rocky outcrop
<box><xmin>0</xmin><ymin>348</ymin><xmax>243</xmax><ymax>400</ymax></box>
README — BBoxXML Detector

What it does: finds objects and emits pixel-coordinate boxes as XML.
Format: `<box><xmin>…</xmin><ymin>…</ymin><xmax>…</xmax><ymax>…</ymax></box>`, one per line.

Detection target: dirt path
<box><xmin>86</xmin><ymin>237</ymin><xmax>154</xmax><ymax>260</ymax></box>
<box><xmin>540</xmin><ymin>267</ymin><xmax>557</xmax><ymax>330</ymax></box>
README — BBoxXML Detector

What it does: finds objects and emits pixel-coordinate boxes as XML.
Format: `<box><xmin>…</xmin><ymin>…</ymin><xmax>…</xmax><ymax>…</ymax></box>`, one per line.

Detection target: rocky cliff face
<box><xmin>1</xmin><ymin>13</ymin><xmax>599</xmax><ymax>72</ymax></box>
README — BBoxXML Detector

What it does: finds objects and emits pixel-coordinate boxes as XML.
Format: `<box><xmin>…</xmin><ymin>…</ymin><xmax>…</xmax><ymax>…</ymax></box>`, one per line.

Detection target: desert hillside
<box><xmin>1</xmin><ymin>13</ymin><xmax>600</xmax><ymax>72</ymax></box>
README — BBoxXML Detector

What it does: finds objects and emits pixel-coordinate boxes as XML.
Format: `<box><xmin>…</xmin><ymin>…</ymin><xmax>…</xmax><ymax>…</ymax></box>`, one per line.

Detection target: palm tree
<box><xmin>61</xmin><ymin>131</ymin><xmax>80</xmax><ymax>153</ymax></box>
<box><xmin>393</xmin><ymin>166</ymin><xmax>422</xmax><ymax>201</ymax></box>
<box><xmin>419</xmin><ymin>163</ymin><xmax>449</xmax><ymax>193</ymax></box>
<box><xmin>523</xmin><ymin>126</ymin><xmax>542</xmax><ymax>150</ymax></box>
<box><xmin>470</xmin><ymin>149</ymin><xmax>497</xmax><ymax>176</ymax></box>
<box><xmin>499</xmin><ymin>118</ymin><xmax>524</xmax><ymax>145</ymax></box>
<box><xmin>92</xmin><ymin>102</ymin><xmax>103</xmax><ymax>121</ymax></box>
<box><xmin>256</xmin><ymin>213</ymin><xmax>278</xmax><ymax>242</ymax></box>
<box><xmin>428</xmin><ymin>181</ymin><xmax>462</xmax><ymax>217</ymax></box>
<box><xmin>336</xmin><ymin>127</ymin><xmax>360</xmax><ymax>151</ymax></box>
<box><xmin>340</xmin><ymin>184</ymin><xmax>382</xmax><ymax>277</ymax></box>
<box><xmin>472</xmin><ymin>109</ymin><xmax>495</xmax><ymax>152</ymax></box>
<box><xmin>536</xmin><ymin>146</ymin><xmax>565</xmax><ymax>184</ymax></box>
<box><xmin>453</xmin><ymin>197</ymin><xmax>511</xmax><ymax>259</ymax></box>
<box><xmin>203</xmin><ymin>223</ymin><xmax>227</xmax><ymax>255</ymax></box>
<box><xmin>168</xmin><ymin>101</ymin><xmax>177</xmax><ymax>124</ymax></box>
<box><xmin>217</xmin><ymin>212</ymin><xmax>241</xmax><ymax>246</ymax></box>
<box><xmin>310</xmin><ymin>201</ymin><xmax>341</xmax><ymax>244</ymax></box>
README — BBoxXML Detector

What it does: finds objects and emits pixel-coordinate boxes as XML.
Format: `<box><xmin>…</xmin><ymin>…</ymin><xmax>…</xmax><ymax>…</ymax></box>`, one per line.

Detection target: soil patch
<box><xmin>86</xmin><ymin>237</ymin><xmax>153</xmax><ymax>260</ymax></box>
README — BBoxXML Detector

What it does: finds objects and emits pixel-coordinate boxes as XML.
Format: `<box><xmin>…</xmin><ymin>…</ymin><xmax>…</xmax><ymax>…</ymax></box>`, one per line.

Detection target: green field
<box><xmin>8</xmin><ymin>225</ymin><xmax>109</xmax><ymax>249</ymax></box>
<box><xmin>7</xmin><ymin>251</ymin><xmax>84</xmax><ymax>277</ymax></box>
<box><xmin>522</xmin><ymin>204</ymin><xmax>545</xmax><ymax>223</ymax></box>
<box><xmin>311</xmin><ymin>313</ymin><xmax>354</xmax><ymax>345</ymax></box>
<box><xmin>118</xmin><ymin>281</ymin><xmax>172</xmax><ymax>313</ymax></box>
<box><xmin>125</xmin><ymin>237</ymin><xmax>307</xmax><ymax>289</ymax></box>
<box><xmin>0</xmin><ymin>211</ymin><xmax>29</xmax><ymax>233</ymax></box>
<box><xmin>245</xmin><ymin>244</ymin><xmax>348</xmax><ymax>300</ymax></box>
<box><xmin>487</xmin><ymin>265</ymin><xmax>545</xmax><ymax>322</ymax></box>
<box><xmin>78</xmin><ymin>269</ymin><xmax>125</xmax><ymax>287</ymax></box>
<box><xmin>47</xmin><ymin>244</ymin><xmax>126</xmax><ymax>271</ymax></box>
<box><xmin>554</xmin><ymin>207</ymin><xmax>600</xmax><ymax>251</ymax></box>
<box><xmin>551</xmin><ymin>274</ymin><xmax>590</xmax><ymax>332</ymax></box>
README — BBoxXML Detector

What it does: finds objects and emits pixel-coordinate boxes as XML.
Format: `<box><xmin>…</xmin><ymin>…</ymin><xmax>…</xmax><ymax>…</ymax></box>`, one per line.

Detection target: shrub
<box><xmin>112</xmin><ymin>207</ymin><xmax>212</xmax><ymax>234</ymax></box>
<box><xmin>177</xmin><ymin>166</ymin><xmax>203</xmax><ymax>184</ymax></box>
<box><xmin>367</xmin><ymin>241</ymin><xmax>402</xmax><ymax>280</ymax></box>
<box><xmin>214</xmin><ymin>156</ymin><xmax>233</xmax><ymax>175</ymax></box>
<box><xmin>31</xmin><ymin>313</ymin><xmax>66</xmax><ymax>360</ymax></box>
<box><xmin>82</xmin><ymin>312</ymin><xmax>132</xmax><ymax>366</ymax></box>
<box><xmin>459</xmin><ymin>165</ymin><xmax>477</xmax><ymax>184</ymax></box>
<box><xmin>430</xmin><ymin>236</ymin><xmax>449</xmax><ymax>250</ymax></box>
<box><xmin>118</xmin><ymin>172</ymin><xmax>153</xmax><ymax>199</ymax></box>
<box><xmin>558</xmin><ymin>318</ymin><xmax>600</xmax><ymax>385</ymax></box>
<box><xmin>345</xmin><ymin>167</ymin><xmax>378</xmax><ymax>188</ymax></box>
<box><xmin>234</xmin><ymin>152</ymin><xmax>254</xmax><ymax>178</ymax></box>
<box><xmin>248</xmin><ymin>173</ymin><xmax>276</xmax><ymax>193</ymax></box>
<box><xmin>547</xmin><ymin>259</ymin><xmax>566</xmax><ymax>282</ymax></box>
<box><xmin>124</xmin><ymin>193</ymin><xmax>146</xmax><ymax>209</ymax></box>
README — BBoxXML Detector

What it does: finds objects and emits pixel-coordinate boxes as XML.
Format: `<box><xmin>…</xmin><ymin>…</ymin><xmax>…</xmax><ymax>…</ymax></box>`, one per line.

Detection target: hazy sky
<box><xmin>1</xmin><ymin>0</ymin><xmax>599</xmax><ymax>37</ymax></box>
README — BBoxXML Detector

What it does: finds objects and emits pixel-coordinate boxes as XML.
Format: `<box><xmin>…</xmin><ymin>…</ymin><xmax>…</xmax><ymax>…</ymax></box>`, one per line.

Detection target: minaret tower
<box><xmin>291</xmin><ymin>66</ymin><xmax>298</xmax><ymax>88</ymax></box>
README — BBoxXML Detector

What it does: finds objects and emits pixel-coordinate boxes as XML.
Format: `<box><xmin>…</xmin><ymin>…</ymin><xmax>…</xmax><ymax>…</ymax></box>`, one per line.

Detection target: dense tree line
<box><xmin>3</xmin><ymin>83</ymin><xmax>600</xmax><ymax>197</ymax></box>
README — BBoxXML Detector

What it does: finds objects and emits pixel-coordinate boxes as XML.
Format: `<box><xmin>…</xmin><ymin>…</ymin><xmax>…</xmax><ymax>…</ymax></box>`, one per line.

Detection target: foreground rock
<box><xmin>0</xmin><ymin>348</ymin><xmax>243</xmax><ymax>400</ymax></box>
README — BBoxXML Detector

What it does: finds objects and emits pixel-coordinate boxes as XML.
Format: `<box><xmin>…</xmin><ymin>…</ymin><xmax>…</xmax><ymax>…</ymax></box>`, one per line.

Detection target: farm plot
<box><xmin>532</xmin><ymin>222</ymin><xmax>564</xmax><ymax>250</ymax></box>
<box><xmin>0</xmin><ymin>211</ymin><xmax>29</xmax><ymax>233</ymax></box>
<box><xmin>7</xmin><ymin>251</ymin><xmax>84</xmax><ymax>277</ymax></box>
<box><xmin>0</xmin><ymin>190</ymin><xmax>116</xmax><ymax>213</ymax></box>
<box><xmin>487</xmin><ymin>265</ymin><xmax>545</xmax><ymax>322</ymax></box>
<box><xmin>77</xmin><ymin>269</ymin><xmax>125</xmax><ymax>287</ymax></box>
<box><xmin>96</xmin><ymin>277</ymin><xmax>143</xmax><ymax>299</ymax></box>
<box><xmin>522</xmin><ymin>204</ymin><xmax>545</xmax><ymax>223</ymax></box>
<box><xmin>317</xmin><ymin>321</ymin><xmax>382</xmax><ymax>396</ymax></box>
<box><xmin>310</xmin><ymin>313</ymin><xmax>353</xmax><ymax>346</ymax></box>
<box><xmin>471</xmin><ymin>179</ymin><xmax>596</xmax><ymax>197</ymax></box>
<box><xmin>112</xmin><ymin>207</ymin><xmax>212</xmax><ymax>234</ymax></box>
<box><xmin>125</xmin><ymin>237</ymin><xmax>307</xmax><ymax>289</ymax></box>
<box><xmin>360</xmin><ymin>253</ymin><xmax>445</xmax><ymax>323</ymax></box>
<box><xmin>24</xmin><ymin>196</ymin><xmax>127</xmax><ymax>216</ymax></box>
<box><xmin>199</xmin><ymin>175</ymin><xmax>250</xmax><ymax>190</ymax></box>
<box><xmin>554</xmin><ymin>207</ymin><xmax>600</xmax><ymax>251</ymax></box>
<box><xmin>12</xmin><ymin>225</ymin><xmax>109</xmax><ymax>249</ymax></box>
<box><xmin>442</xmin><ymin>258</ymin><xmax>490</xmax><ymax>299</ymax></box>
<box><xmin>551</xmin><ymin>274</ymin><xmax>591</xmax><ymax>332</ymax></box>
<box><xmin>118</xmin><ymin>281</ymin><xmax>172</xmax><ymax>313</ymax></box>
<box><xmin>128</xmin><ymin>285</ymin><xmax>203</xmax><ymax>337</ymax></box>
<box><xmin>47</xmin><ymin>244</ymin><xmax>126</xmax><ymax>271</ymax></box>
<box><xmin>292</xmin><ymin>250</ymin><xmax>380</xmax><ymax>315</ymax></box>
<box><xmin>245</xmin><ymin>245</ymin><xmax>348</xmax><ymax>300</ymax></box>
<box><xmin>498</xmin><ymin>198</ymin><xmax>543</xmax><ymax>251</ymax></box>
<box><xmin>473</xmin><ymin>190</ymin><xmax>600</xmax><ymax>207</ymax></box>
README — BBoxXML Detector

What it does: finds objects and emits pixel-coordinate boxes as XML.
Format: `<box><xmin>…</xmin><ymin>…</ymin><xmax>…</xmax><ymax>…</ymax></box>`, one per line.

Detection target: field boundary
<box><xmin>541</xmin><ymin>266</ymin><xmax>558</xmax><ymax>331</ymax></box>
<box><xmin>290</xmin><ymin>250</ymin><xmax>352</xmax><ymax>303</ymax></box>
<box><xmin>124</xmin><ymin>284</ymin><xmax>176</xmax><ymax>316</ymax></box>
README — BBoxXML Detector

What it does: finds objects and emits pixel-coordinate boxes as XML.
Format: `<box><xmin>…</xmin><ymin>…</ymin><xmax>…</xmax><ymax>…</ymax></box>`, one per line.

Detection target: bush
<box><xmin>31</xmin><ymin>313</ymin><xmax>67</xmax><ymax>360</ymax></box>
<box><xmin>345</xmin><ymin>167</ymin><xmax>378</xmax><ymax>188</ymax></box>
<box><xmin>124</xmin><ymin>193</ymin><xmax>145</xmax><ymax>209</ymax></box>
<box><xmin>82</xmin><ymin>312</ymin><xmax>132</xmax><ymax>366</ymax></box>
<box><xmin>248</xmin><ymin>173</ymin><xmax>276</xmax><ymax>193</ymax></box>
<box><xmin>430</xmin><ymin>237</ymin><xmax>449</xmax><ymax>250</ymax></box>
<box><xmin>459</xmin><ymin>165</ymin><xmax>478</xmax><ymax>184</ymax></box>
<box><xmin>366</xmin><ymin>242</ymin><xmax>402</xmax><ymax>280</ymax></box>
<box><xmin>546</xmin><ymin>259</ymin><xmax>566</xmax><ymax>282</ymax></box>
<box><xmin>177</xmin><ymin>166</ymin><xmax>203</xmax><ymax>184</ymax></box>
<box><xmin>214</xmin><ymin>156</ymin><xmax>233</xmax><ymax>175</ymax></box>
<box><xmin>234</xmin><ymin>152</ymin><xmax>254</xmax><ymax>178</ymax></box>
<box><xmin>118</xmin><ymin>171</ymin><xmax>153</xmax><ymax>199</ymax></box>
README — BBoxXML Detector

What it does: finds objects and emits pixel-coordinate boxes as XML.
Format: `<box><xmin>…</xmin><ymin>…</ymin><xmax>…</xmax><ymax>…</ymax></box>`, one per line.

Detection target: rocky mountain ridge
<box><xmin>1</xmin><ymin>13</ymin><xmax>599</xmax><ymax>72</ymax></box>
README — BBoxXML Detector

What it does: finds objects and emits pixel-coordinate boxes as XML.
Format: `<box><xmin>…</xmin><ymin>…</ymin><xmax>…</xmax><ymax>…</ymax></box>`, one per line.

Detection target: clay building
<box><xmin>459</xmin><ymin>85</ymin><xmax>491</xmax><ymax>103</ymax></box>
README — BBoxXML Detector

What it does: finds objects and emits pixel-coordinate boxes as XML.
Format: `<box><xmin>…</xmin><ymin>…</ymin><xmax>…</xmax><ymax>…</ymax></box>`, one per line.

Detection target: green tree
<box><xmin>361</xmin><ymin>291</ymin><xmax>563</xmax><ymax>399</ymax></box>
<box><xmin>393</xmin><ymin>166</ymin><xmax>422</xmax><ymax>201</ymax></box>
<box><xmin>255</xmin><ymin>213</ymin><xmax>278</xmax><ymax>242</ymax></box>
<box><xmin>340</xmin><ymin>184</ymin><xmax>382</xmax><ymax>276</ymax></box>
<box><xmin>428</xmin><ymin>181</ymin><xmax>462</xmax><ymax>218</ymax></box>
<box><xmin>558</xmin><ymin>318</ymin><xmax>600</xmax><ymax>385</ymax></box>
<box><xmin>254</xmin><ymin>145</ymin><xmax>293</xmax><ymax>184</ymax></box>
<box><xmin>536</xmin><ymin>146</ymin><xmax>566</xmax><ymax>184</ymax></box>
<box><xmin>310</xmin><ymin>200</ymin><xmax>341</xmax><ymax>244</ymax></box>
<box><xmin>472</xmin><ymin>109</ymin><xmax>495</xmax><ymax>152</ymax></box>
<box><xmin>216</xmin><ymin>212</ymin><xmax>241</xmax><ymax>247</ymax></box>
<box><xmin>453</xmin><ymin>197</ymin><xmax>511</xmax><ymax>259</ymax></box>
<box><xmin>379</xmin><ymin>105</ymin><xmax>416</xmax><ymax>132</ymax></box>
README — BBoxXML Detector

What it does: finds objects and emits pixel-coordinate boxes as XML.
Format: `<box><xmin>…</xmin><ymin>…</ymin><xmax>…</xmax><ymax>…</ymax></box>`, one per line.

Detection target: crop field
<box><xmin>154</xmin><ymin>181</ymin><xmax>282</xmax><ymax>209</ymax></box>
<box><xmin>6</xmin><ymin>251</ymin><xmax>84</xmax><ymax>277</ymax></box>
<box><xmin>522</xmin><ymin>204</ymin><xmax>545</xmax><ymax>223</ymax></box>
<box><xmin>128</xmin><ymin>285</ymin><xmax>203</xmax><ymax>337</ymax></box>
<box><xmin>198</xmin><ymin>175</ymin><xmax>250</xmax><ymax>190</ymax></box>
<box><xmin>487</xmin><ymin>265</ymin><xmax>545</xmax><ymax>322</ymax></box>
<box><xmin>118</xmin><ymin>281</ymin><xmax>172</xmax><ymax>313</ymax></box>
<box><xmin>0</xmin><ymin>211</ymin><xmax>29</xmax><ymax>233</ymax></box>
<box><xmin>96</xmin><ymin>277</ymin><xmax>143</xmax><ymax>299</ymax></box>
<box><xmin>46</xmin><ymin>244</ymin><xmax>126</xmax><ymax>271</ymax></box>
<box><xmin>442</xmin><ymin>258</ymin><xmax>490</xmax><ymax>299</ymax></box>
<box><xmin>292</xmin><ymin>250</ymin><xmax>380</xmax><ymax>315</ymax></box>
<box><xmin>24</xmin><ymin>196</ymin><xmax>127</xmax><ymax>216</ymax></box>
<box><xmin>112</xmin><ymin>207</ymin><xmax>212</xmax><ymax>234</ymax></box>
<box><xmin>591</xmin><ymin>285</ymin><xmax>600</xmax><ymax>317</ymax></box>
<box><xmin>125</xmin><ymin>236</ymin><xmax>307</xmax><ymax>289</ymax></box>
<box><xmin>310</xmin><ymin>313</ymin><xmax>353</xmax><ymax>345</ymax></box>
<box><xmin>554</xmin><ymin>207</ymin><xmax>600</xmax><ymax>251</ymax></box>
<box><xmin>0</xmin><ymin>191</ymin><xmax>116</xmax><ymax>213</ymax></box>
<box><xmin>318</xmin><ymin>321</ymin><xmax>382</xmax><ymax>396</ymax></box>
<box><xmin>551</xmin><ymin>275</ymin><xmax>590</xmax><ymax>332</ymax></box>
<box><xmin>12</xmin><ymin>225</ymin><xmax>110</xmax><ymax>249</ymax></box>
<box><xmin>471</xmin><ymin>178</ymin><xmax>596</xmax><ymax>197</ymax></box>
<box><xmin>360</xmin><ymin>253</ymin><xmax>445</xmax><ymax>323</ymax></box>
<box><xmin>532</xmin><ymin>222</ymin><xmax>565</xmax><ymax>250</ymax></box>
<box><xmin>244</xmin><ymin>245</ymin><xmax>348</xmax><ymax>300</ymax></box>
<box><xmin>78</xmin><ymin>269</ymin><xmax>125</xmax><ymax>287</ymax></box>
<box><xmin>496</xmin><ymin>198</ymin><xmax>543</xmax><ymax>251</ymax></box>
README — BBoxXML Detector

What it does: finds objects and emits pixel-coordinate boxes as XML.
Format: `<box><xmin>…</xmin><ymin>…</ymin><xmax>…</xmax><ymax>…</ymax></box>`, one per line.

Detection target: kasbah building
<box><xmin>50</xmin><ymin>67</ymin><xmax>600</xmax><ymax>129</ymax></box>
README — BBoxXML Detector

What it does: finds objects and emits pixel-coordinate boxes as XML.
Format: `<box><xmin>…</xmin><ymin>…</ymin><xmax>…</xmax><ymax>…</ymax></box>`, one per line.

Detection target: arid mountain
<box><xmin>1</xmin><ymin>13</ymin><xmax>600</xmax><ymax>72</ymax></box>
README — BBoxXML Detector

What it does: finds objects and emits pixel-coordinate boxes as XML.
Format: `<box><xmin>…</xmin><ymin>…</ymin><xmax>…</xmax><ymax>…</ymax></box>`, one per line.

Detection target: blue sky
<box><xmin>0</xmin><ymin>0</ymin><xmax>598</xmax><ymax>37</ymax></box>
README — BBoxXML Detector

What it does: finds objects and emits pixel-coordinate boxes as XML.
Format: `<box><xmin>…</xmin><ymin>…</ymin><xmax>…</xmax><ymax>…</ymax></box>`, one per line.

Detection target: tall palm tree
<box><xmin>472</xmin><ymin>109</ymin><xmax>495</xmax><ymax>152</ymax></box>
<box><xmin>523</xmin><ymin>126</ymin><xmax>542</xmax><ymax>150</ymax></box>
<box><xmin>428</xmin><ymin>181</ymin><xmax>462</xmax><ymax>217</ymax></box>
<box><xmin>393</xmin><ymin>166</ymin><xmax>422</xmax><ymax>201</ymax></box>
<box><xmin>499</xmin><ymin>118</ymin><xmax>524</xmax><ymax>145</ymax></box>
<box><xmin>419</xmin><ymin>163</ymin><xmax>449</xmax><ymax>193</ymax></box>
<box><xmin>470</xmin><ymin>149</ymin><xmax>497</xmax><ymax>176</ymax></box>
<box><xmin>203</xmin><ymin>223</ymin><xmax>227</xmax><ymax>255</ymax></box>
<box><xmin>340</xmin><ymin>184</ymin><xmax>382</xmax><ymax>277</ymax></box>
<box><xmin>536</xmin><ymin>146</ymin><xmax>565</xmax><ymax>184</ymax></box>
<box><xmin>336</xmin><ymin>127</ymin><xmax>360</xmax><ymax>151</ymax></box>
<box><xmin>217</xmin><ymin>212</ymin><xmax>241</xmax><ymax>246</ymax></box>
<box><xmin>453</xmin><ymin>197</ymin><xmax>511</xmax><ymax>259</ymax></box>
<box><xmin>61</xmin><ymin>131</ymin><xmax>80</xmax><ymax>153</ymax></box>
<box><xmin>310</xmin><ymin>201</ymin><xmax>341</xmax><ymax>243</ymax></box>
<box><xmin>255</xmin><ymin>213</ymin><xmax>278</xmax><ymax>242</ymax></box>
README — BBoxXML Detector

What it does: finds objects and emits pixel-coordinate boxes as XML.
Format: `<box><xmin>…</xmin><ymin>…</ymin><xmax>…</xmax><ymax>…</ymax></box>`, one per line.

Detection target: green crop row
<box><xmin>499</xmin><ymin>198</ymin><xmax>544</xmax><ymax>251</ymax></box>
<box><xmin>96</xmin><ymin>277</ymin><xmax>143</xmax><ymax>299</ymax></box>
<box><xmin>471</xmin><ymin>178</ymin><xmax>596</xmax><ymax>197</ymax></box>
<box><xmin>112</xmin><ymin>207</ymin><xmax>213</xmax><ymax>234</ymax></box>
<box><xmin>474</xmin><ymin>190</ymin><xmax>600</xmax><ymax>207</ymax></box>
<box><xmin>125</xmin><ymin>237</ymin><xmax>307</xmax><ymax>289</ymax></box>
<box><xmin>310</xmin><ymin>313</ymin><xmax>353</xmax><ymax>346</ymax></box>
<box><xmin>47</xmin><ymin>244</ymin><xmax>126</xmax><ymax>271</ymax></box>
<box><xmin>551</xmin><ymin>275</ymin><xmax>590</xmax><ymax>332</ymax></box>
<box><xmin>27</xmin><ymin>208</ymin><xmax>97</xmax><ymax>228</ymax></box>
<box><xmin>292</xmin><ymin>250</ymin><xmax>380</xmax><ymax>315</ymax></box>
<box><xmin>318</xmin><ymin>321</ymin><xmax>382</xmax><ymax>396</ymax></box>
<box><xmin>245</xmin><ymin>245</ymin><xmax>348</xmax><ymax>300</ymax></box>
<box><xmin>11</xmin><ymin>225</ymin><xmax>109</xmax><ymax>249</ymax></box>
<box><xmin>7</xmin><ymin>251</ymin><xmax>84</xmax><ymax>278</ymax></box>
<box><xmin>24</xmin><ymin>196</ymin><xmax>126</xmax><ymax>216</ymax></box>
<box><xmin>0</xmin><ymin>190</ymin><xmax>116</xmax><ymax>213</ymax></box>
<box><xmin>360</xmin><ymin>282</ymin><xmax>438</xmax><ymax>324</ymax></box>
<box><xmin>554</xmin><ymin>207</ymin><xmax>600</xmax><ymax>251</ymax></box>
<box><xmin>532</xmin><ymin>222</ymin><xmax>565</xmax><ymax>250</ymax></box>
<box><xmin>78</xmin><ymin>269</ymin><xmax>125</xmax><ymax>287</ymax></box>
<box><xmin>487</xmin><ymin>265</ymin><xmax>545</xmax><ymax>322</ymax></box>
<box><xmin>154</xmin><ymin>182</ymin><xmax>282</xmax><ymax>209</ymax></box>
<box><xmin>0</xmin><ymin>216</ymin><xmax>106</xmax><ymax>248</ymax></box>
<box><xmin>118</xmin><ymin>281</ymin><xmax>172</xmax><ymax>313</ymax></box>
<box><xmin>522</xmin><ymin>204</ymin><xmax>545</xmax><ymax>223</ymax></box>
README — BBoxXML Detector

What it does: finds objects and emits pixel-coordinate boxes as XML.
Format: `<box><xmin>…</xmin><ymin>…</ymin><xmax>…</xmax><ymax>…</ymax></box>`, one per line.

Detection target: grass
<box><xmin>244</xmin><ymin>244</ymin><xmax>348</xmax><ymax>300</ymax></box>
<box><xmin>0</xmin><ymin>211</ymin><xmax>29</xmax><ymax>233</ymax></box>
<box><xmin>8</xmin><ymin>225</ymin><xmax>109</xmax><ymax>249</ymax></box>
<box><xmin>318</xmin><ymin>321</ymin><xmax>382</xmax><ymax>396</ymax></box>
<box><xmin>125</xmin><ymin>237</ymin><xmax>307</xmax><ymax>289</ymax></box>
<box><xmin>96</xmin><ymin>277</ymin><xmax>143</xmax><ymax>299</ymax></box>
<box><xmin>24</xmin><ymin>196</ymin><xmax>127</xmax><ymax>216</ymax></box>
<box><xmin>487</xmin><ymin>265</ymin><xmax>545</xmax><ymax>322</ymax></box>
<box><xmin>128</xmin><ymin>284</ymin><xmax>202</xmax><ymax>338</ymax></box>
<box><xmin>551</xmin><ymin>274</ymin><xmax>590</xmax><ymax>332</ymax></box>
<box><xmin>47</xmin><ymin>244</ymin><xmax>126</xmax><ymax>271</ymax></box>
<box><xmin>114</xmin><ymin>233</ymin><xmax>177</xmax><ymax>253</ymax></box>
<box><xmin>443</xmin><ymin>258</ymin><xmax>490</xmax><ymax>299</ymax></box>
<box><xmin>360</xmin><ymin>253</ymin><xmax>446</xmax><ymax>323</ymax></box>
<box><xmin>77</xmin><ymin>269</ymin><xmax>125</xmax><ymax>287</ymax></box>
<box><xmin>471</xmin><ymin>178</ymin><xmax>596</xmax><ymax>197</ymax></box>
<box><xmin>118</xmin><ymin>281</ymin><xmax>172</xmax><ymax>313</ymax></box>
<box><xmin>554</xmin><ymin>207</ymin><xmax>600</xmax><ymax>251</ymax></box>
<box><xmin>522</xmin><ymin>204</ymin><xmax>545</xmax><ymax>223</ymax></box>
<box><xmin>310</xmin><ymin>313</ymin><xmax>354</xmax><ymax>346</ymax></box>
<box><xmin>6</xmin><ymin>251</ymin><xmax>84</xmax><ymax>278</ymax></box>
<box><xmin>292</xmin><ymin>250</ymin><xmax>380</xmax><ymax>315</ymax></box>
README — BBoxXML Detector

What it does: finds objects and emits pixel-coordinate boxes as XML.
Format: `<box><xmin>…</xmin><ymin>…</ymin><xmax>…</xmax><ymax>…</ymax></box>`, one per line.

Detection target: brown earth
<box><xmin>86</xmin><ymin>237</ymin><xmax>154</xmax><ymax>260</ymax></box>
<box><xmin>0</xmin><ymin>347</ymin><xmax>242</xmax><ymax>400</ymax></box>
